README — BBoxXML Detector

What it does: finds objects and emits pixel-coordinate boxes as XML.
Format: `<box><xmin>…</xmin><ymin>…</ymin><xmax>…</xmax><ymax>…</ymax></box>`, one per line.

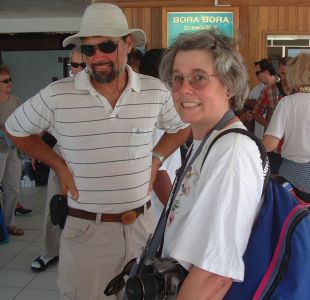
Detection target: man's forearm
<box><xmin>5</xmin><ymin>130</ymin><xmax>65</xmax><ymax>172</ymax></box>
<box><xmin>254</xmin><ymin>112</ymin><xmax>268</xmax><ymax>129</ymax></box>
<box><xmin>153</xmin><ymin>126</ymin><xmax>191</xmax><ymax>160</ymax></box>
<box><xmin>153</xmin><ymin>170</ymin><xmax>172</xmax><ymax>205</ymax></box>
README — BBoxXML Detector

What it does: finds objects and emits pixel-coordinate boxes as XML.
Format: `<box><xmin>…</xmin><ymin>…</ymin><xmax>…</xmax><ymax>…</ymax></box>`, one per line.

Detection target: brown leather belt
<box><xmin>67</xmin><ymin>200</ymin><xmax>151</xmax><ymax>225</ymax></box>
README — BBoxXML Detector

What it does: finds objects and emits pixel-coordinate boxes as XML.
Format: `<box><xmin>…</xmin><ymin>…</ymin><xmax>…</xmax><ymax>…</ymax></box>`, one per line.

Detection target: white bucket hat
<box><xmin>63</xmin><ymin>3</ymin><xmax>146</xmax><ymax>47</ymax></box>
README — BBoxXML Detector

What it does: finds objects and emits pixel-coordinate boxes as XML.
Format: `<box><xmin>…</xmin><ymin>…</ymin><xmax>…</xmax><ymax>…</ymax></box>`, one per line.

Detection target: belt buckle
<box><xmin>120</xmin><ymin>210</ymin><xmax>138</xmax><ymax>225</ymax></box>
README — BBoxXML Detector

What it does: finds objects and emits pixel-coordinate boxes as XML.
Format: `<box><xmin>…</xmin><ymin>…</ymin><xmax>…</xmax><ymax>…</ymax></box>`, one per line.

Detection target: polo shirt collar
<box><xmin>74</xmin><ymin>65</ymin><xmax>141</xmax><ymax>93</ymax></box>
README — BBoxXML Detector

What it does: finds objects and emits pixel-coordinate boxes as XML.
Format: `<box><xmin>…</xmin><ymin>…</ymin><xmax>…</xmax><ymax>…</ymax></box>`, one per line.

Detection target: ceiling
<box><xmin>0</xmin><ymin>0</ymin><xmax>90</xmax><ymax>18</ymax></box>
<box><xmin>0</xmin><ymin>0</ymin><xmax>92</xmax><ymax>33</ymax></box>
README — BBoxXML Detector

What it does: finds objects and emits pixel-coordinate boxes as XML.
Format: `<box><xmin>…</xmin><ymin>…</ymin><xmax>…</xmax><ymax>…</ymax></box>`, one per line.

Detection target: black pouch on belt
<box><xmin>50</xmin><ymin>195</ymin><xmax>68</xmax><ymax>229</ymax></box>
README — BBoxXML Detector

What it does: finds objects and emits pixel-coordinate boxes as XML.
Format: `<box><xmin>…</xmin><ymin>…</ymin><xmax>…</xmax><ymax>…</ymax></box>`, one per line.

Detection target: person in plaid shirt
<box><xmin>253</xmin><ymin>59</ymin><xmax>283</xmax><ymax>129</ymax></box>
<box><xmin>253</xmin><ymin>58</ymin><xmax>288</xmax><ymax>174</ymax></box>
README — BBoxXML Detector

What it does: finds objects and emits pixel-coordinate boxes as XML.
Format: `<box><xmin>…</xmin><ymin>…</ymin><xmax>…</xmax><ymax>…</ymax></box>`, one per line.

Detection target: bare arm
<box><xmin>263</xmin><ymin>134</ymin><xmax>280</xmax><ymax>152</ymax></box>
<box><xmin>149</xmin><ymin>126</ymin><xmax>191</xmax><ymax>193</ymax></box>
<box><xmin>254</xmin><ymin>112</ymin><xmax>269</xmax><ymax>129</ymax></box>
<box><xmin>5</xmin><ymin>130</ymin><xmax>78</xmax><ymax>199</ymax></box>
<box><xmin>153</xmin><ymin>170</ymin><xmax>172</xmax><ymax>205</ymax></box>
<box><xmin>177</xmin><ymin>266</ymin><xmax>232</xmax><ymax>300</ymax></box>
<box><xmin>153</xmin><ymin>127</ymin><xmax>191</xmax><ymax>159</ymax></box>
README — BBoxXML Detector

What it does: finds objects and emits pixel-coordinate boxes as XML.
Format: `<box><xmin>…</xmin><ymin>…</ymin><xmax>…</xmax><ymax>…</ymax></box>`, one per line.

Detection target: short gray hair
<box><xmin>159</xmin><ymin>30</ymin><xmax>249</xmax><ymax>111</ymax></box>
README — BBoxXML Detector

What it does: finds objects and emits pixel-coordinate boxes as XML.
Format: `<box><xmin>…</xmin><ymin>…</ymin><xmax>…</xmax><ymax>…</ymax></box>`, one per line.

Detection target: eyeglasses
<box><xmin>104</xmin><ymin>258</ymin><xmax>136</xmax><ymax>296</ymax></box>
<box><xmin>81</xmin><ymin>40</ymin><xmax>119</xmax><ymax>57</ymax></box>
<box><xmin>0</xmin><ymin>78</ymin><xmax>12</xmax><ymax>84</ymax></box>
<box><xmin>70</xmin><ymin>62</ymin><xmax>86</xmax><ymax>69</ymax></box>
<box><xmin>168</xmin><ymin>73</ymin><xmax>217</xmax><ymax>92</ymax></box>
<box><xmin>255</xmin><ymin>70</ymin><xmax>263</xmax><ymax>76</ymax></box>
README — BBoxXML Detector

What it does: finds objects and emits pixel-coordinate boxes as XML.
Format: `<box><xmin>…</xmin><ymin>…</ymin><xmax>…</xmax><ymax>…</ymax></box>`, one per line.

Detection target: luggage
<box><xmin>205</xmin><ymin>128</ymin><xmax>310</xmax><ymax>300</ymax></box>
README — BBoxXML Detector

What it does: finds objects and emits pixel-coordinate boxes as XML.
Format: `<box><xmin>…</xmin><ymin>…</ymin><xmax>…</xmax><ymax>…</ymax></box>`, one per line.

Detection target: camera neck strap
<box><xmin>143</xmin><ymin>110</ymin><xmax>235</xmax><ymax>264</ymax></box>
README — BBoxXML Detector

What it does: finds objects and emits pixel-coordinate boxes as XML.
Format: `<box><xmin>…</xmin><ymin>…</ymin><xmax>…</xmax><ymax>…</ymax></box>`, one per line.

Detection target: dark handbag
<box><xmin>50</xmin><ymin>195</ymin><xmax>68</xmax><ymax>229</ymax></box>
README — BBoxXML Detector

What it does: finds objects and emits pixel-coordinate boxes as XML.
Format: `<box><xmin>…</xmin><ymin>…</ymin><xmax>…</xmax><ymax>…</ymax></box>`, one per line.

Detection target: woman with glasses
<box><xmin>158</xmin><ymin>30</ymin><xmax>265</xmax><ymax>299</ymax></box>
<box><xmin>0</xmin><ymin>65</ymin><xmax>25</xmax><ymax>236</ymax></box>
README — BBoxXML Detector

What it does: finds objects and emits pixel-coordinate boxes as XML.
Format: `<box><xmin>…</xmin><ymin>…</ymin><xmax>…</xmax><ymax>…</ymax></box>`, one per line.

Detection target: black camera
<box><xmin>125</xmin><ymin>257</ymin><xmax>188</xmax><ymax>300</ymax></box>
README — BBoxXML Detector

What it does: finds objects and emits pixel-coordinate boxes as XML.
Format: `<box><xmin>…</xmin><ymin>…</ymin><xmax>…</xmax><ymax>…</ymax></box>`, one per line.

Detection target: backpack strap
<box><xmin>200</xmin><ymin>128</ymin><xmax>270</xmax><ymax>192</ymax></box>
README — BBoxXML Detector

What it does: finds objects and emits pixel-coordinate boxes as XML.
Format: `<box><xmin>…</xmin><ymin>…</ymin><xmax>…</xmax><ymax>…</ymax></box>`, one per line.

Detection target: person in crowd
<box><xmin>31</xmin><ymin>46</ymin><xmax>85</xmax><ymax>272</ymax></box>
<box><xmin>140</xmin><ymin>48</ymin><xmax>182</xmax><ymax>220</ymax></box>
<box><xmin>158</xmin><ymin>29</ymin><xmax>264</xmax><ymax>299</ymax></box>
<box><xmin>0</xmin><ymin>65</ymin><xmax>25</xmax><ymax>235</ymax></box>
<box><xmin>237</xmin><ymin>103</ymin><xmax>255</xmax><ymax>132</ymax></box>
<box><xmin>69</xmin><ymin>45</ymin><xmax>86</xmax><ymax>75</ymax></box>
<box><xmin>128</xmin><ymin>48</ymin><xmax>144</xmax><ymax>73</ymax></box>
<box><xmin>277</xmin><ymin>56</ymin><xmax>290</xmax><ymax>96</ymax></box>
<box><xmin>140</xmin><ymin>48</ymin><xmax>164</xmax><ymax>78</ymax></box>
<box><xmin>263</xmin><ymin>52</ymin><xmax>310</xmax><ymax>201</ymax></box>
<box><xmin>253</xmin><ymin>58</ymin><xmax>282</xmax><ymax>129</ymax></box>
<box><xmin>248</xmin><ymin>60</ymin><xmax>266</xmax><ymax>139</ymax></box>
<box><xmin>253</xmin><ymin>58</ymin><xmax>285</xmax><ymax>174</ymax></box>
<box><xmin>5</xmin><ymin>3</ymin><xmax>190</xmax><ymax>299</ymax></box>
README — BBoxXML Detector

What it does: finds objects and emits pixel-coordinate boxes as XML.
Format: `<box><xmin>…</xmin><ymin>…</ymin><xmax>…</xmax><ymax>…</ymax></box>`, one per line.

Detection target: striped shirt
<box><xmin>5</xmin><ymin>66</ymin><xmax>188</xmax><ymax>213</ymax></box>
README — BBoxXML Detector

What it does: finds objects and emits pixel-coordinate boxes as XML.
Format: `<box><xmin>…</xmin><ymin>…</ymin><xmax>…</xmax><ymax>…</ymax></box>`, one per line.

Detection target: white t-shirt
<box><xmin>151</xmin><ymin>128</ymin><xmax>181</xmax><ymax>220</ymax></box>
<box><xmin>163</xmin><ymin>122</ymin><xmax>264</xmax><ymax>282</ymax></box>
<box><xmin>265</xmin><ymin>93</ymin><xmax>310</xmax><ymax>163</ymax></box>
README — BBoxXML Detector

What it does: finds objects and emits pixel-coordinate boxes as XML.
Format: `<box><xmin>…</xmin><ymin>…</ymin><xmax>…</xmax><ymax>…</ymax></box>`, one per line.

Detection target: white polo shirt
<box><xmin>6</xmin><ymin>66</ymin><xmax>187</xmax><ymax>213</ymax></box>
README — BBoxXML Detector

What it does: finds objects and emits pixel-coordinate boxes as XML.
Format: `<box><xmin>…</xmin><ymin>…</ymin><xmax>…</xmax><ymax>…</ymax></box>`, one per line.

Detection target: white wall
<box><xmin>2</xmin><ymin>50</ymin><xmax>70</xmax><ymax>101</ymax></box>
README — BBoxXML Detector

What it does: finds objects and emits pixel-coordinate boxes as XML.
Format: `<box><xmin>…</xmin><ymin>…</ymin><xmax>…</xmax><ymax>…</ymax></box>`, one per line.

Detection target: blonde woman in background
<box><xmin>263</xmin><ymin>53</ymin><xmax>310</xmax><ymax>201</ymax></box>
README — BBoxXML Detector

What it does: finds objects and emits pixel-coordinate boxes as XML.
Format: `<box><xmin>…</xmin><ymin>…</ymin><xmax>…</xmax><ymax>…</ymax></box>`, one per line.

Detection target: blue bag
<box><xmin>0</xmin><ymin>208</ymin><xmax>9</xmax><ymax>244</ymax></box>
<box><xmin>206</xmin><ymin>128</ymin><xmax>310</xmax><ymax>300</ymax></box>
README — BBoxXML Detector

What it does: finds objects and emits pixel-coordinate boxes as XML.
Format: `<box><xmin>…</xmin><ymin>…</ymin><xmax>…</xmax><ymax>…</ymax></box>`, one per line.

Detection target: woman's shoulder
<box><xmin>209</xmin><ymin>122</ymin><xmax>260</xmax><ymax>160</ymax></box>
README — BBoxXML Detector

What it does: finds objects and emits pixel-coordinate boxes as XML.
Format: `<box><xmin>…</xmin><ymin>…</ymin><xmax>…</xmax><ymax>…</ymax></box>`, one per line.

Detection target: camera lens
<box><xmin>126</xmin><ymin>274</ymin><xmax>162</xmax><ymax>300</ymax></box>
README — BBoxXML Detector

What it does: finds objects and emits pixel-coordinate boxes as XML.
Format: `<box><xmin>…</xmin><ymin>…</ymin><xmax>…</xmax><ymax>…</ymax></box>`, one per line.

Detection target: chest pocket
<box><xmin>129</xmin><ymin>127</ymin><xmax>153</xmax><ymax>158</ymax></box>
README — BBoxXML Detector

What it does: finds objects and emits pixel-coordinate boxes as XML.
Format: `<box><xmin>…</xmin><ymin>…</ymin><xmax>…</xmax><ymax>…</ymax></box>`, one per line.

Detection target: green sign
<box><xmin>167</xmin><ymin>11</ymin><xmax>234</xmax><ymax>47</ymax></box>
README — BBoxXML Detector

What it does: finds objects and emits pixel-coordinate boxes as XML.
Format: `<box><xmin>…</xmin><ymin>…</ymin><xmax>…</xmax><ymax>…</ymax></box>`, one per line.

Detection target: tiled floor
<box><xmin>0</xmin><ymin>185</ymin><xmax>60</xmax><ymax>300</ymax></box>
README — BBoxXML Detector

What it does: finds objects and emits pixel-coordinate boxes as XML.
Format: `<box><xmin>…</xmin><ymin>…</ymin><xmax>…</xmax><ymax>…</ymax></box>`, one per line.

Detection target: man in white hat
<box><xmin>5</xmin><ymin>3</ymin><xmax>190</xmax><ymax>300</ymax></box>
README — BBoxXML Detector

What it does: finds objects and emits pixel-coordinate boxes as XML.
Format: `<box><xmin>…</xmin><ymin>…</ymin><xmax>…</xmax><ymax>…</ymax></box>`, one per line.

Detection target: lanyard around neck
<box><xmin>158</xmin><ymin>109</ymin><xmax>235</xmax><ymax>254</ymax></box>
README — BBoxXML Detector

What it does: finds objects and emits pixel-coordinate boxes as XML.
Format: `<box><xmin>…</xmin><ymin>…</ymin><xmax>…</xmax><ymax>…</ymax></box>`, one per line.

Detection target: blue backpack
<box><xmin>0</xmin><ymin>208</ymin><xmax>9</xmax><ymax>245</ymax></box>
<box><xmin>205</xmin><ymin>128</ymin><xmax>310</xmax><ymax>300</ymax></box>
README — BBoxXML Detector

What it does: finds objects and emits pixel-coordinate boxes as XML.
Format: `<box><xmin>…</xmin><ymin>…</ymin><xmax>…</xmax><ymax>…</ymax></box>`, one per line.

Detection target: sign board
<box><xmin>162</xmin><ymin>7</ymin><xmax>239</xmax><ymax>47</ymax></box>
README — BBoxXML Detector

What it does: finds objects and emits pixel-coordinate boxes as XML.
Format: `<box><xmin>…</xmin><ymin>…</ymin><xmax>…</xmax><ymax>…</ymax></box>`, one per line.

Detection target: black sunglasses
<box><xmin>70</xmin><ymin>62</ymin><xmax>86</xmax><ymax>69</ymax></box>
<box><xmin>81</xmin><ymin>40</ymin><xmax>119</xmax><ymax>57</ymax></box>
<box><xmin>0</xmin><ymin>78</ymin><xmax>12</xmax><ymax>84</ymax></box>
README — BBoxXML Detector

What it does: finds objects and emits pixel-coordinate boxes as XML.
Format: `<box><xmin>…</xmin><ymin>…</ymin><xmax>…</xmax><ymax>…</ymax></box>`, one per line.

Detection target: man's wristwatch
<box><xmin>152</xmin><ymin>151</ymin><xmax>165</xmax><ymax>165</ymax></box>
